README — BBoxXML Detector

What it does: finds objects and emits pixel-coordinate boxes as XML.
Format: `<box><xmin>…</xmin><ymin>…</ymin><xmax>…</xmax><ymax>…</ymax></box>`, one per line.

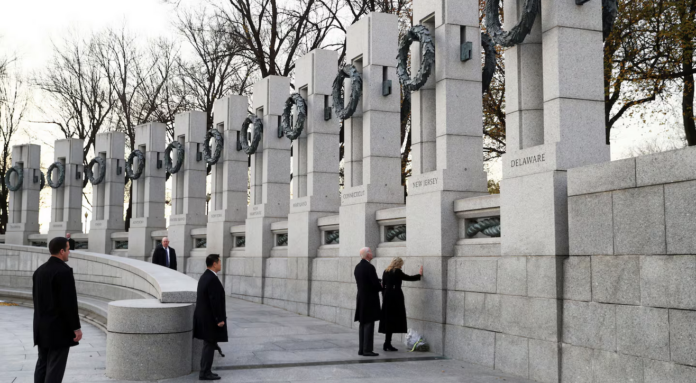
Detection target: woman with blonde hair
<box><xmin>378</xmin><ymin>257</ymin><xmax>423</xmax><ymax>351</ymax></box>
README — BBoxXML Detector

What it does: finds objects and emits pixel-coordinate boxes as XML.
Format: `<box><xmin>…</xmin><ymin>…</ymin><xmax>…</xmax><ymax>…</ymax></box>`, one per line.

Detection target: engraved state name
<box><xmin>412</xmin><ymin>177</ymin><xmax>438</xmax><ymax>188</ymax></box>
<box><xmin>292</xmin><ymin>201</ymin><xmax>307</xmax><ymax>208</ymax></box>
<box><xmin>342</xmin><ymin>190</ymin><xmax>365</xmax><ymax>200</ymax></box>
<box><xmin>510</xmin><ymin>153</ymin><xmax>546</xmax><ymax>167</ymax></box>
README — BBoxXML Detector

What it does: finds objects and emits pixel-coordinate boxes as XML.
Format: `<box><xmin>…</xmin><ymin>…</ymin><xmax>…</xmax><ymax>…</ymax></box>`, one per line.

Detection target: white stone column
<box><xmin>244</xmin><ymin>75</ymin><xmax>291</xmax><ymax>301</ymax></box>
<box><xmin>408</xmin><ymin>0</ymin><xmax>488</xmax><ymax>258</ymax></box>
<box><xmin>47</xmin><ymin>138</ymin><xmax>84</xmax><ymax>240</ymax></box>
<box><xmin>207</xmin><ymin>95</ymin><xmax>249</xmax><ymax>287</ymax></box>
<box><xmin>287</xmin><ymin>49</ymin><xmax>340</xmax><ymax>315</ymax></box>
<box><xmin>88</xmin><ymin>132</ymin><xmax>126</xmax><ymax>254</ymax></box>
<box><xmin>339</xmin><ymin>12</ymin><xmax>404</xmax><ymax>258</ymax></box>
<box><xmin>169</xmin><ymin>111</ymin><xmax>208</xmax><ymax>276</ymax></box>
<box><xmin>128</xmin><ymin>123</ymin><xmax>167</xmax><ymax>261</ymax></box>
<box><xmin>497</xmin><ymin>1</ymin><xmax>608</xmax><ymax>380</ymax></box>
<box><xmin>5</xmin><ymin>144</ymin><xmax>41</xmax><ymax>245</ymax></box>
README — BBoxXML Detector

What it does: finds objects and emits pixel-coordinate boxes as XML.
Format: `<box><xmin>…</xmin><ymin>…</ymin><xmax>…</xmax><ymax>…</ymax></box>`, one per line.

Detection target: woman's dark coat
<box><xmin>33</xmin><ymin>256</ymin><xmax>81</xmax><ymax>349</ymax></box>
<box><xmin>354</xmin><ymin>259</ymin><xmax>382</xmax><ymax>323</ymax></box>
<box><xmin>193</xmin><ymin>269</ymin><xmax>228</xmax><ymax>343</ymax></box>
<box><xmin>379</xmin><ymin>268</ymin><xmax>421</xmax><ymax>334</ymax></box>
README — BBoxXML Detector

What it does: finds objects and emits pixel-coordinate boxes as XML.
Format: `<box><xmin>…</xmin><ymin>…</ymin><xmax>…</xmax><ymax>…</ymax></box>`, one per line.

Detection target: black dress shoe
<box><xmin>199</xmin><ymin>373</ymin><xmax>221</xmax><ymax>380</ymax></box>
<box><xmin>383</xmin><ymin>345</ymin><xmax>398</xmax><ymax>352</ymax></box>
<box><xmin>358</xmin><ymin>351</ymin><xmax>363</xmax><ymax>356</ymax></box>
<box><xmin>210</xmin><ymin>372</ymin><xmax>220</xmax><ymax>378</ymax></box>
<box><xmin>362</xmin><ymin>351</ymin><xmax>379</xmax><ymax>357</ymax></box>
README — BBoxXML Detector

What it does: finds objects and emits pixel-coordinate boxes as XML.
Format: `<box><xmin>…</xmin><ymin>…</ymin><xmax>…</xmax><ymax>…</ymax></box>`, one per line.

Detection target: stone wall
<box><xmin>563</xmin><ymin>146</ymin><xmax>696</xmax><ymax>382</ymax></box>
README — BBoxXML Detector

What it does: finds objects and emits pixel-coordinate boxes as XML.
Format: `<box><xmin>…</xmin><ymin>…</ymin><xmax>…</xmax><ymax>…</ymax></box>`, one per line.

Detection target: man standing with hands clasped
<box><xmin>152</xmin><ymin>237</ymin><xmax>177</xmax><ymax>270</ymax></box>
<box><xmin>354</xmin><ymin>247</ymin><xmax>381</xmax><ymax>357</ymax></box>
<box><xmin>33</xmin><ymin>236</ymin><xmax>82</xmax><ymax>383</ymax></box>
<box><xmin>193</xmin><ymin>254</ymin><xmax>228</xmax><ymax>380</ymax></box>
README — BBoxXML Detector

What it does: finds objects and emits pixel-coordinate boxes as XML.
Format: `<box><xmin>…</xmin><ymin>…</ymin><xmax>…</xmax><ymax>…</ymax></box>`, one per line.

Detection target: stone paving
<box><xmin>0</xmin><ymin>298</ymin><xmax>533</xmax><ymax>383</ymax></box>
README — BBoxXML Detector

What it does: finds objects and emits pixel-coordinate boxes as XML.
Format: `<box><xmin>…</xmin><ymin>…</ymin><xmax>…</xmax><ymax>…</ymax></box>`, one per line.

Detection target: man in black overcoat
<box><xmin>193</xmin><ymin>254</ymin><xmax>228</xmax><ymax>380</ymax></box>
<box><xmin>152</xmin><ymin>237</ymin><xmax>177</xmax><ymax>270</ymax></box>
<box><xmin>65</xmin><ymin>233</ymin><xmax>75</xmax><ymax>250</ymax></box>
<box><xmin>354</xmin><ymin>247</ymin><xmax>381</xmax><ymax>357</ymax></box>
<box><xmin>33</xmin><ymin>236</ymin><xmax>83</xmax><ymax>383</ymax></box>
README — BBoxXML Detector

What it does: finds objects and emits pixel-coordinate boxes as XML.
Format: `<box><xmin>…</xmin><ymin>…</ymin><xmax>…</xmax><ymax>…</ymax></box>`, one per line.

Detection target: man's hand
<box><xmin>73</xmin><ymin>329</ymin><xmax>83</xmax><ymax>342</ymax></box>
<box><xmin>217</xmin><ymin>321</ymin><xmax>225</xmax><ymax>327</ymax></box>
<box><xmin>419</xmin><ymin>265</ymin><xmax>424</xmax><ymax>275</ymax></box>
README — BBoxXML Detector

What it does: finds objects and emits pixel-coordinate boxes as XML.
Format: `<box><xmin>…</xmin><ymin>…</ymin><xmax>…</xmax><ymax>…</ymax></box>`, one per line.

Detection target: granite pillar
<box><xmin>47</xmin><ymin>138</ymin><xmax>84</xmax><ymax>240</ymax></box>
<box><xmin>128</xmin><ymin>123</ymin><xmax>167</xmax><ymax>261</ymax></box>
<box><xmin>339</xmin><ymin>12</ymin><xmax>404</xmax><ymax>258</ymax></box>
<box><xmin>208</xmin><ymin>96</ymin><xmax>249</xmax><ymax>286</ymax></box>
<box><xmin>5</xmin><ymin>144</ymin><xmax>41</xmax><ymax>245</ymax></box>
<box><xmin>88</xmin><ymin>132</ymin><xmax>126</xmax><ymax>254</ymax></box>
<box><xmin>169</xmin><ymin>111</ymin><xmax>208</xmax><ymax>276</ymax></box>
<box><xmin>244</xmin><ymin>75</ymin><xmax>291</xmax><ymax>301</ymax></box>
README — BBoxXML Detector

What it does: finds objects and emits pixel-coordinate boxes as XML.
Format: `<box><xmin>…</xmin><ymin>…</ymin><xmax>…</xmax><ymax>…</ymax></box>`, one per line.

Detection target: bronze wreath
<box><xmin>4</xmin><ymin>165</ymin><xmax>23</xmax><ymax>192</ymax></box>
<box><xmin>165</xmin><ymin>141</ymin><xmax>184</xmax><ymax>174</ymax></box>
<box><xmin>240</xmin><ymin>115</ymin><xmax>263</xmax><ymax>155</ymax></box>
<box><xmin>47</xmin><ymin>162</ymin><xmax>65</xmax><ymax>188</ymax></box>
<box><xmin>85</xmin><ymin>156</ymin><xmax>106</xmax><ymax>185</ymax></box>
<box><xmin>332</xmin><ymin>65</ymin><xmax>362</xmax><ymax>120</ymax></box>
<box><xmin>281</xmin><ymin>93</ymin><xmax>307</xmax><ymax>141</ymax></box>
<box><xmin>125</xmin><ymin>150</ymin><xmax>145</xmax><ymax>180</ymax></box>
<box><xmin>204</xmin><ymin>129</ymin><xmax>224</xmax><ymax>165</ymax></box>
<box><xmin>397</xmin><ymin>25</ymin><xmax>435</xmax><ymax>92</ymax></box>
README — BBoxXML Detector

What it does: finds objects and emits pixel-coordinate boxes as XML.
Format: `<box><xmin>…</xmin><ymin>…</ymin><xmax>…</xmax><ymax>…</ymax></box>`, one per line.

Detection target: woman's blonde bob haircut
<box><xmin>385</xmin><ymin>257</ymin><xmax>404</xmax><ymax>272</ymax></box>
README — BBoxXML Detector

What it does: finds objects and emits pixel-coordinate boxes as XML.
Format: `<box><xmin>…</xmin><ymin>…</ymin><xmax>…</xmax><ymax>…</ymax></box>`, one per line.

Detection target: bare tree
<box><xmin>34</xmin><ymin>34</ymin><xmax>116</xmax><ymax>163</ymax></box>
<box><xmin>0</xmin><ymin>63</ymin><xmax>30</xmax><ymax>233</ymax></box>
<box><xmin>92</xmin><ymin>27</ymin><xmax>186</xmax><ymax>230</ymax></box>
<box><xmin>219</xmin><ymin>0</ymin><xmax>339</xmax><ymax>78</ymax></box>
<box><xmin>176</xmin><ymin>7</ymin><xmax>255</xmax><ymax>129</ymax></box>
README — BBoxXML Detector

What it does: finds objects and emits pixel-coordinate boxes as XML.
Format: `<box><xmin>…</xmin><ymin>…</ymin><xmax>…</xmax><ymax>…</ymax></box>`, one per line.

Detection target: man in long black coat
<box><xmin>354</xmin><ymin>247</ymin><xmax>381</xmax><ymax>357</ymax></box>
<box><xmin>152</xmin><ymin>237</ymin><xmax>177</xmax><ymax>270</ymax></box>
<box><xmin>33</xmin><ymin>236</ymin><xmax>83</xmax><ymax>383</ymax></box>
<box><xmin>193</xmin><ymin>254</ymin><xmax>228</xmax><ymax>380</ymax></box>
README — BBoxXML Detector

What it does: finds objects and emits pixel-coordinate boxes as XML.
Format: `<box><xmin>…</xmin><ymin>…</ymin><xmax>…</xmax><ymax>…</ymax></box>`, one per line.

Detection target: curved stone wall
<box><xmin>0</xmin><ymin>243</ymin><xmax>199</xmax><ymax>381</ymax></box>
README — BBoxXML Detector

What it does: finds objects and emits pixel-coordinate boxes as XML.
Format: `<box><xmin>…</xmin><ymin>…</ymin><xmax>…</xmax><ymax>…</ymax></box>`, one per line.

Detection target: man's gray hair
<box><xmin>359</xmin><ymin>247</ymin><xmax>371</xmax><ymax>259</ymax></box>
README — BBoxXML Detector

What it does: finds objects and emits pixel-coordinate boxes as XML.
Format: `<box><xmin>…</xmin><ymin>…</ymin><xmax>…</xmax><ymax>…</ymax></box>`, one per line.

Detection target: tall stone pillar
<box><xmin>499</xmin><ymin>1</ymin><xmax>608</xmax><ymax>381</ymax></box>
<box><xmin>207</xmin><ymin>96</ymin><xmax>249</xmax><ymax>287</ymax></box>
<box><xmin>339</xmin><ymin>12</ymin><xmax>404</xmax><ymax>258</ymax></box>
<box><xmin>128</xmin><ymin>123</ymin><xmax>167</xmax><ymax>261</ymax></box>
<box><xmin>47</xmin><ymin>139</ymin><xmax>84</xmax><ymax>240</ymax></box>
<box><xmin>405</xmin><ymin>0</ymin><xmax>489</xmax><ymax>354</ymax></box>
<box><xmin>288</xmin><ymin>49</ymin><xmax>340</xmax><ymax>315</ymax></box>
<box><xmin>169</xmin><ymin>112</ymin><xmax>208</xmax><ymax>276</ymax></box>
<box><xmin>88</xmin><ymin>132</ymin><xmax>126</xmax><ymax>254</ymax></box>
<box><xmin>408</xmin><ymin>0</ymin><xmax>488</xmax><ymax>257</ymax></box>
<box><xmin>243</xmin><ymin>75</ymin><xmax>290</xmax><ymax>302</ymax></box>
<box><xmin>5</xmin><ymin>144</ymin><xmax>41</xmax><ymax>245</ymax></box>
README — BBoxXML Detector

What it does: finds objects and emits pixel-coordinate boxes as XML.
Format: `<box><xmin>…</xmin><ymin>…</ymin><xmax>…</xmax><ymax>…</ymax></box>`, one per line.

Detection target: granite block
<box><xmin>456</xmin><ymin>258</ymin><xmax>497</xmax><ymax>293</ymax></box>
<box><xmin>495</xmin><ymin>333</ymin><xmax>529</xmax><ymax>379</ymax></box>
<box><xmin>616</xmin><ymin>305</ymin><xmax>669</xmax><ymax>361</ymax></box>
<box><xmin>591</xmin><ymin>255</ymin><xmax>641</xmax><ymax>305</ymax></box>
<box><xmin>636</xmin><ymin>146</ymin><xmax>696</xmax><ymax>186</ymax></box>
<box><xmin>527</xmin><ymin>256</ymin><xmax>560</xmax><ymax>298</ymax></box>
<box><xmin>561</xmin><ymin>344</ymin><xmax>592</xmax><ymax>383</ymax></box>
<box><xmin>446</xmin><ymin>290</ymin><xmax>465</xmax><ymax>326</ymax></box>
<box><xmin>562</xmin><ymin>256</ymin><xmax>591</xmax><ymax>301</ymax></box>
<box><xmin>568</xmin><ymin>192</ymin><xmax>614</xmax><ymax>256</ymax></box>
<box><xmin>464</xmin><ymin>292</ymin><xmax>501</xmax><ymax>332</ymax></box>
<box><xmin>612</xmin><ymin>186</ymin><xmax>666</xmax><ymax>255</ymax></box>
<box><xmin>567</xmin><ymin>158</ymin><xmax>636</xmax><ymax>196</ymax></box>
<box><xmin>444</xmin><ymin>325</ymin><xmax>495</xmax><ymax>368</ymax></box>
<box><xmin>497</xmin><ymin>256</ymin><xmax>527</xmax><ymax>296</ymax></box>
<box><xmin>641</xmin><ymin>255</ymin><xmax>696</xmax><ymax>310</ymax></box>
<box><xmin>562</xmin><ymin>301</ymin><xmax>615</xmax><ymax>351</ymax></box>
<box><xmin>669</xmin><ymin>309</ymin><xmax>696</xmax><ymax>366</ymax></box>
<box><xmin>665</xmin><ymin>180</ymin><xmax>696</xmax><ymax>254</ymax></box>
<box><xmin>529</xmin><ymin>339</ymin><xmax>559</xmax><ymax>383</ymax></box>
<box><xmin>591</xmin><ymin>349</ymin><xmax>643</xmax><ymax>383</ymax></box>
<box><xmin>643</xmin><ymin>359</ymin><xmax>696</xmax><ymax>383</ymax></box>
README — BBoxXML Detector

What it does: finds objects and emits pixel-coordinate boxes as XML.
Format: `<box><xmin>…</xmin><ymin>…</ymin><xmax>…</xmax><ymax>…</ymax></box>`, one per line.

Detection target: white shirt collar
<box><xmin>208</xmin><ymin>269</ymin><xmax>217</xmax><ymax>276</ymax></box>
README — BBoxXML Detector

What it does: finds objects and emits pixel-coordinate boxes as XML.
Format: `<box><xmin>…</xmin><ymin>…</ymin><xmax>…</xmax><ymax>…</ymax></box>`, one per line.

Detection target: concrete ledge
<box><xmin>107</xmin><ymin>299</ymin><xmax>194</xmax><ymax>334</ymax></box>
<box><xmin>568</xmin><ymin>158</ymin><xmax>636</xmax><ymax>196</ymax></box>
<box><xmin>376</xmin><ymin>206</ymin><xmax>406</xmax><ymax>221</ymax></box>
<box><xmin>454</xmin><ymin>194</ymin><xmax>501</xmax><ymax>212</ymax></box>
<box><xmin>636</xmin><ymin>146</ymin><xmax>696</xmax><ymax>187</ymax></box>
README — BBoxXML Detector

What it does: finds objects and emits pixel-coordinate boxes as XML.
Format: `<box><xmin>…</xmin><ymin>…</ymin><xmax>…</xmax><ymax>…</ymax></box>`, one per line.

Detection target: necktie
<box><xmin>165</xmin><ymin>248</ymin><xmax>170</xmax><ymax>268</ymax></box>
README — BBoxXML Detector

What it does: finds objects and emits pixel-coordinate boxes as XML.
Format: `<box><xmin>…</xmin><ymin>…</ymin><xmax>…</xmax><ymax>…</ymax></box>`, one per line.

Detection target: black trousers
<box><xmin>200</xmin><ymin>340</ymin><xmax>217</xmax><ymax>376</ymax></box>
<box><xmin>358</xmin><ymin>321</ymin><xmax>375</xmax><ymax>353</ymax></box>
<box><xmin>384</xmin><ymin>332</ymin><xmax>393</xmax><ymax>346</ymax></box>
<box><xmin>35</xmin><ymin>346</ymin><xmax>69</xmax><ymax>383</ymax></box>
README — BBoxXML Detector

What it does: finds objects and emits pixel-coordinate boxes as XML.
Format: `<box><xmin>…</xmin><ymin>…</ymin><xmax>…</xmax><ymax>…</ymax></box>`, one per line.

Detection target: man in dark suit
<box><xmin>65</xmin><ymin>233</ymin><xmax>75</xmax><ymax>250</ymax></box>
<box><xmin>354</xmin><ymin>247</ymin><xmax>381</xmax><ymax>357</ymax></box>
<box><xmin>193</xmin><ymin>254</ymin><xmax>228</xmax><ymax>381</ymax></box>
<box><xmin>33</xmin><ymin>236</ymin><xmax>83</xmax><ymax>383</ymax></box>
<box><xmin>152</xmin><ymin>237</ymin><xmax>177</xmax><ymax>270</ymax></box>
